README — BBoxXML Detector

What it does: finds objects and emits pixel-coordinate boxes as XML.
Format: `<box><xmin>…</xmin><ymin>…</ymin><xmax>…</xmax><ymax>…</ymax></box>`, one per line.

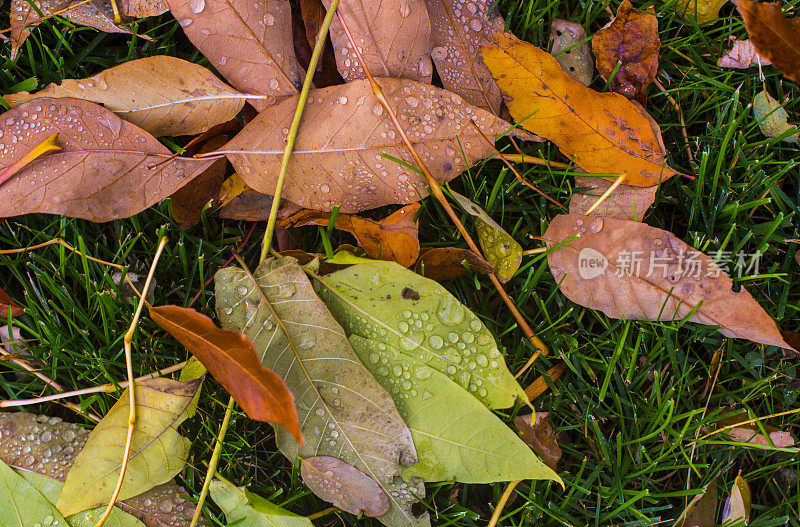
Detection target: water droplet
<box><xmin>428</xmin><ymin>335</ymin><xmax>444</xmax><ymax>349</ymax></box>
<box><xmin>590</xmin><ymin>218</ymin><xmax>604</xmax><ymax>233</ymax></box>
<box><xmin>188</xmin><ymin>0</ymin><xmax>204</xmax><ymax>13</ymax></box>
<box><xmin>372</xmin><ymin>103</ymin><xmax>384</xmax><ymax>116</ymax></box>
<box><xmin>276</xmin><ymin>283</ymin><xmax>295</xmax><ymax>298</ymax></box>
<box><xmin>369</xmin><ymin>353</ymin><xmax>380</xmax><ymax>364</ymax></box>
<box><xmin>339</xmin><ymin>96</ymin><xmax>348</xmax><ymax>104</ymax></box>
<box><xmin>179</xmin><ymin>17</ymin><xmax>193</xmax><ymax>26</ymax></box>
<box><xmin>265</xmin><ymin>13</ymin><xmax>275</xmax><ymax>25</ymax></box>
<box><xmin>436</xmin><ymin>296</ymin><xmax>465</xmax><ymax>325</ymax></box>
<box><xmin>315</xmin><ymin>407</ymin><xmax>325</xmax><ymax>416</ymax></box>
<box><xmin>469</xmin><ymin>18</ymin><xmax>482</xmax><ymax>31</ymax></box>
<box><xmin>399</xmin><ymin>0</ymin><xmax>411</xmax><ymax>17</ymax></box>
<box><xmin>160</xmin><ymin>499</ymin><xmax>174</xmax><ymax>512</ymax></box>
<box><xmin>431</xmin><ymin>46</ymin><xmax>448</xmax><ymax>61</ymax></box>
<box><xmin>223</xmin><ymin>307</ymin><xmax>233</xmax><ymax>315</ymax></box>
<box><xmin>237</xmin><ymin>285</ymin><xmax>248</xmax><ymax>296</ymax></box>
<box><xmin>269</xmin><ymin>78</ymin><xmax>280</xmax><ymax>90</ymax></box>
<box><xmin>405</xmin><ymin>96</ymin><xmax>419</xmax><ymax>107</ymax></box>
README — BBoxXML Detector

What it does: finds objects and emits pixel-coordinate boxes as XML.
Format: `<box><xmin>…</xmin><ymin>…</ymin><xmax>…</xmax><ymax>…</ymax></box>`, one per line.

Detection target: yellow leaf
<box><xmin>0</xmin><ymin>133</ymin><xmax>60</xmax><ymax>188</ymax></box>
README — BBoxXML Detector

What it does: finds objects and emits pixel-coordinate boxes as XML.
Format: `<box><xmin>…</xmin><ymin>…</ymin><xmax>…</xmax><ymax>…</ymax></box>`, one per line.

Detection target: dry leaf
<box><xmin>0</xmin><ymin>98</ymin><xmax>211</xmax><ymax>221</ymax></box>
<box><xmin>223</xmin><ymin>78</ymin><xmax>524</xmax><ymax>212</ymax></box>
<box><xmin>718</xmin><ymin>37</ymin><xmax>771</xmax><ymax>69</ymax></box>
<box><xmin>171</xmin><ymin>136</ymin><xmax>228</xmax><ymax>229</ymax></box>
<box><xmin>413</xmin><ymin>247</ymin><xmax>494</xmax><ymax>281</ymax></box>
<box><xmin>544</xmin><ymin>214</ymin><xmax>791</xmax><ymax>349</ymax></box>
<box><xmin>736</xmin><ymin>0</ymin><xmax>800</xmax><ymax>83</ymax></box>
<box><xmin>300</xmin><ymin>456</ymin><xmax>390</xmax><ymax>517</ymax></box>
<box><xmin>5</xmin><ymin>57</ymin><xmax>246</xmax><ymax>137</ymax></box>
<box><xmin>569</xmin><ymin>176</ymin><xmax>657</xmax><ymax>220</ymax></box>
<box><xmin>676</xmin><ymin>0</ymin><xmax>729</xmax><ymax>25</ymax></box>
<box><xmin>122</xmin><ymin>0</ymin><xmax>168</xmax><ymax>17</ymax></box>
<box><xmin>550</xmin><ymin>19</ymin><xmax>594</xmax><ymax>86</ymax></box>
<box><xmin>752</xmin><ymin>89</ymin><xmax>799</xmax><ymax>143</ymax></box>
<box><xmin>722</xmin><ymin>475</ymin><xmax>751</xmax><ymax>525</ymax></box>
<box><xmin>167</xmin><ymin>0</ymin><xmax>303</xmax><ymax>111</ymax></box>
<box><xmin>0</xmin><ymin>287</ymin><xmax>25</xmax><ymax>318</ymax></box>
<box><xmin>323</xmin><ymin>0</ymin><xmax>432</xmax><ymax>83</ymax></box>
<box><xmin>728</xmin><ymin>427</ymin><xmax>795</xmax><ymax>447</ymax></box>
<box><xmin>592</xmin><ymin>0</ymin><xmax>660</xmax><ymax>104</ymax></box>
<box><xmin>513</xmin><ymin>412</ymin><xmax>562</xmax><ymax>471</ymax></box>
<box><xmin>673</xmin><ymin>478</ymin><xmax>718</xmax><ymax>527</ymax></box>
<box><xmin>425</xmin><ymin>0</ymin><xmax>505</xmax><ymax>114</ymax></box>
<box><xmin>149</xmin><ymin>305</ymin><xmax>302</xmax><ymax>443</ymax></box>
<box><xmin>483</xmin><ymin>32</ymin><xmax>680</xmax><ymax>187</ymax></box>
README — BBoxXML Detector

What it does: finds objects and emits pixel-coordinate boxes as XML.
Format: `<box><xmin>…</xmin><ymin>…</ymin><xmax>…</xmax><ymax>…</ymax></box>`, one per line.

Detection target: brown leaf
<box><xmin>167</xmin><ymin>0</ymin><xmax>303</xmax><ymax>111</ymax></box>
<box><xmin>294</xmin><ymin>0</ymin><xmax>343</xmax><ymax>89</ymax></box>
<box><xmin>121</xmin><ymin>0</ymin><xmax>168</xmax><ymax>17</ymax></box>
<box><xmin>0</xmin><ymin>287</ymin><xmax>25</xmax><ymax>318</ymax></box>
<box><xmin>0</xmin><ymin>98</ymin><xmax>211</xmax><ymax>222</ymax></box>
<box><xmin>544</xmin><ymin>214</ymin><xmax>791</xmax><ymax>349</ymax></box>
<box><xmin>280</xmin><ymin>203</ymin><xmax>421</xmax><ymax>267</ymax></box>
<box><xmin>425</xmin><ymin>0</ymin><xmax>505</xmax><ymax>114</ymax></box>
<box><xmin>673</xmin><ymin>477</ymin><xmax>718</xmax><ymax>527</ymax></box>
<box><xmin>569</xmin><ymin>176</ymin><xmax>657</xmax><ymax>220</ymax></box>
<box><xmin>300</xmin><ymin>456</ymin><xmax>391</xmax><ymax>517</ymax></box>
<box><xmin>592</xmin><ymin>0</ymin><xmax>660</xmax><ymax>104</ymax></box>
<box><xmin>514</xmin><ymin>412</ymin><xmax>562</xmax><ymax>471</ymax></box>
<box><xmin>718</xmin><ymin>37</ymin><xmax>771</xmax><ymax>69</ymax></box>
<box><xmin>223</xmin><ymin>78</ymin><xmax>524</xmax><ymax>212</ymax></box>
<box><xmin>218</xmin><ymin>188</ymin><xmax>302</xmax><ymax>221</ymax></box>
<box><xmin>413</xmin><ymin>247</ymin><xmax>494</xmax><ymax>281</ymax></box>
<box><xmin>736</xmin><ymin>0</ymin><xmax>800</xmax><ymax>83</ymax></box>
<box><xmin>171</xmin><ymin>136</ymin><xmax>228</xmax><ymax>229</ymax></box>
<box><xmin>323</xmin><ymin>0</ymin><xmax>432</xmax><ymax>83</ymax></box>
<box><xmin>5</xmin><ymin>57</ymin><xmax>246</xmax><ymax>137</ymax></box>
<box><xmin>550</xmin><ymin>19</ymin><xmax>594</xmax><ymax>86</ymax></box>
<box><xmin>149</xmin><ymin>305</ymin><xmax>303</xmax><ymax>443</ymax></box>
<box><xmin>718</xmin><ymin>409</ymin><xmax>796</xmax><ymax>447</ymax></box>
<box><xmin>483</xmin><ymin>32</ymin><xmax>680</xmax><ymax>187</ymax></box>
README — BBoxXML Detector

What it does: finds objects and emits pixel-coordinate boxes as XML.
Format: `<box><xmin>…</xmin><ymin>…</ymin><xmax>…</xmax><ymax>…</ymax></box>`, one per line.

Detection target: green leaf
<box><xmin>210</xmin><ymin>479</ymin><xmax>312</xmax><ymax>527</ymax></box>
<box><xmin>310</xmin><ymin>259</ymin><xmax>527</xmax><ymax>409</ymax></box>
<box><xmin>215</xmin><ymin>257</ymin><xmax>428</xmax><ymax>527</ymax></box>
<box><xmin>0</xmin><ymin>459</ymin><xmax>69</xmax><ymax>527</ymax></box>
<box><xmin>57</xmin><ymin>378</ymin><xmax>202</xmax><ymax>515</ymax></box>
<box><xmin>350</xmin><ymin>335</ymin><xmax>560</xmax><ymax>484</ymax></box>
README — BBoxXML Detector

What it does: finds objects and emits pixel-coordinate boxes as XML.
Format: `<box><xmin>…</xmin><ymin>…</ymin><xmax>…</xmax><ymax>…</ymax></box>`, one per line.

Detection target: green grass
<box><xmin>1</xmin><ymin>0</ymin><xmax>799</xmax><ymax>525</ymax></box>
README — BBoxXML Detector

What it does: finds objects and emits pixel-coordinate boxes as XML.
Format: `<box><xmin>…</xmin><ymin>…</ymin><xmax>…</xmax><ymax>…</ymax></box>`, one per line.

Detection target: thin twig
<box><xmin>0</xmin><ymin>0</ymin><xmax>93</xmax><ymax>35</ymax></box>
<box><xmin>0</xmin><ymin>238</ymin><xmax>124</xmax><ymax>269</ymax></box>
<box><xmin>487</xmin><ymin>480</ymin><xmax>521</xmax><ymax>527</ymax></box>
<box><xmin>583</xmin><ymin>171</ymin><xmax>626</xmax><ymax>215</ymax></box>
<box><xmin>653</xmin><ymin>79</ymin><xmax>694</xmax><ymax>173</ymax></box>
<box><xmin>502</xmin><ymin>153</ymin><xmax>570</xmax><ymax>168</ymax></box>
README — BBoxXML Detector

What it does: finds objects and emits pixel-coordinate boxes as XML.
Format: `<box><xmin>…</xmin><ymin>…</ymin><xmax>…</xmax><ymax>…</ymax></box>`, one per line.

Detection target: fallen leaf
<box><xmin>722</xmin><ymin>474</ymin><xmax>751</xmax><ymax>525</ymax></box>
<box><xmin>323</xmin><ymin>0</ymin><xmax>432</xmax><ymax>83</ymax></box>
<box><xmin>57</xmin><ymin>377</ymin><xmax>203</xmax><ymax>515</ymax></box>
<box><xmin>550</xmin><ymin>19</ymin><xmax>594</xmax><ymax>86</ymax></box>
<box><xmin>524</xmin><ymin>362</ymin><xmax>567</xmax><ymax>403</ymax></box>
<box><xmin>300</xmin><ymin>0</ymin><xmax>328</xmax><ymax>49</ymax></box>
<box><xmin>122</xmin><ymin>0</ymin><xmax>168</xmax><ymax>17</ymax></box>
<box><xmin>301</xmin><ymin>456</ymin><xmax>390</xmax><ymax>516</ymax></box>
<box><xmin>218</xmin><ymin>173</ymin><xmax>248</xmax><ymax>207</ymax></box>
<box><xmin>0</xmin><ymin>133</ymin><xmax>61</xmax><ymax>187</ymax></box>
<box><xmin>280</xmin><ymin>203</ymin><xmax>421</xmax><ymax>267</ymax></box>
<box><xmin>0</xmin><ymin>287</ymin><xmax>25</xmax><ymax>318</ymax></box>
<box><xmin>425</xmin><ymin>0</ymin><xmax>505</xmax><ymax>114</ymax></box>
<box><xmin>673</xmin><ymin>477</ymin><xmax>718</xmax><ymax>527</ymax></box>
<box><xmin>736</xmin><ymin>0</ymin><xmax>800</xmax><ymax>83</ymax></box>
<box><xmin>718</xmin><ymin>37</ymin><xmax>771</xmax><ymax>69</ymax></box>
<box><xmin>210</xmin><ymin>479</ymin><xmax>312</xmax><ymax>527</ymax></box>
<box><xmin>450</xmin><ymin>191</ymin><xmax>521</xmax><ymax>282</ymax></box>
<box><xmin>752</xmin><ymin>89</ymin><xmax>799</xmax><ymax>143</ymax></box>
<box><xmin>675</xmin><ymin>0</ymin><xmax>730</xmax><ymax>25</ymax></box>
<box><xmin>167</xmin><ymin>0</ymin><xmax>303</xmax><ymax>111</ymax></box>
<box><xmin>568</xmin><ymin>176</ymin><xmax>657</xmax><ymax>220</ymax></box>
<box><xmin>483</xmin><ymin>32</ymin><xmax>680</xmax><ymax>187</ymax></box>
<box><xmin>0</xmin><ymin>458</ymin><xmax>70</xmax><ymax>526</ymax></box>
<box><xmin>215</xmin><ymin>257</ymin><xmax>428</xmax><ymax>527</ymax></box>
<box><xmin>728</xmin><ymin>427</ymin><xmax>795</xmax><ymax>447</ymax></box>
<box><xmin>0</xmin><ymin>98</ymin><xmax>212</xmax><ymax>222</ymax></box>
<box><xmin>149</xmin><ymin>305</ymin><xmax>302</xmax><ymax>443</ymax></box>
<box><xmin>543</xmin><ymin>214</ymin><xmax>792</xmax><ymax>349</ymax></box>
<box><xmin>5</xmin><ymin>57</ymin><xmax>247</xmax><ymax>137</ymax></box>
<box><xmin>295</xmin><ymin>0</ymin><xmax>342</xmax><ymax>88</ymax></box>
<box><xmin>413</xmin><ymin>247</ymin><xmax>494</xmax><ymax>281</ymax></box>
<box><xmin>171</xmin><ymin>136</ymin><xmax>228</xmax><ymax>229</ymax></box>
<box><xmin>218</xmin><ymin>189</ymin><xmax>302</xmax><ymax>221</ymax></box>
<box><xmin>222</xmin><ymin>78</ymin><xmax>524</xmax><ymax>212</ymax></box>
<box><xmin>591</xmin><ymin>0</ymin><xmax>659</xmax><ymax>104</ymax></box>
<box><xmin>118</xmin><ymin>481</ymin><xmax>208</xmax><ymax>527</ymax></box>
<box><xmin>514</xmin><ymin>412</ymin><xmax>562</xmax><ymax>471</ymax></box>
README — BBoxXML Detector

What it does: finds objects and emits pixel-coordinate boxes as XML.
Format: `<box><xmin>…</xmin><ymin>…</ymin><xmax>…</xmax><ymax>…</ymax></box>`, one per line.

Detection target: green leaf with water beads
<box><xmin>0</xmin><ymin>458</ymin><xmax>69</xmax><ymax>527</ymax></box>
<box><xmin>209</xmin><ymin>479</ymin><xmax>313</xmax><ymax>527</ymax></box>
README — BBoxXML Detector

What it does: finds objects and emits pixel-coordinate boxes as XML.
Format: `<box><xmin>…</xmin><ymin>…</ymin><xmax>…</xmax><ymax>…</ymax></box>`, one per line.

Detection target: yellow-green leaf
<box><xmin>0</xmin><ymin>458</ymin><xmax>69</xmax><ymax>527</ymax></box>
<box><xmin>753</xmin><ymin>89</ymin><xmax>799</xmax><ymax>143</ymax></box>
<box><xmin>210</xmin><ymin>479</ymin><xmax>312</xmax><ymax>527</ymax></box>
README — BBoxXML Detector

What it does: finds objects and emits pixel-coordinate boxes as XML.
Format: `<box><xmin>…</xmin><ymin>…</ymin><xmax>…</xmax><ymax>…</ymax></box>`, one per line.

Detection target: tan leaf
<box><xmin>425</xmin><ymin>0</ymin><xmax>505</xmax><ymax>114</ymax></box>
<box><xmin>323</xmin><ymin>0</ymin><xmax>432</xmax><ymax>83</ymax></box>
<box><xmin>568</xmin><ymin>176</ymin><xmax>657</xmax><ymax>220</ymax></box>
<box><xmin>223</xmin><ymin>78</ymin><xmax>522</xmax><ymax>213</ymax></box>
<box><xmin>0</xmin><ymin>98</ymin><xmax>212</xmax><ymax>222</ymax></box>
<box><xmin>544</xmin><ymin>214</ymin><xmax>791</xmax><ymax>349</ymax></box>
<box><xmin>736</xmin><ymin>0</ymin><xmax>800</xmax><ymax>83</ymax></box>
<box><xmin>122</xmin><ymin>0</ymin><xmax>168</xmax><ymax>17</ymax></box>
<box><xmin>513</xmin><ymin>412</ymin><xmax>562</xmax><ymax>471</ymax></box>
<box><xmin>722</xmin><ymin>475</ymin><xmax>751</xmax><ymax>526</ymax></box>
<box><xmin>413</xmin><ymin>246</ymin><xmax>493</xmax><ymax>281</ymax></box>
<box><xmin>483</xmin><ymin>32</ymin><xmax>681</xmax><ymax>187</ymax></box>
<box><xmin>718</xmin><ymin>37</ymin><xmax>771</xmax><ymax>69</ymax></box>
<box><xmin>673</xmin><ymin>477</ymin><xmax>718</xmax><ymax>527</ymax></box>
<box><xmin>550</xmin><ymin>19</ymin><xmax>594</xmax><ymax>86</ymax></box>
<box><xmin>301</xmin><ymin>456</ymin><xmax>390</xmax><ymax>517</ymax></box>
<box><xmin>5</xmin><ymin>57</ymin><xmax>246</xmax><ymax>137</ymax></box>
<box><xmin>171</xmin><ymin>136</ymin><xmax>228</xmax><ymax>229</ymax></box>
<box><xmin>167</xmin><ymin>0</ymin><xmax>303</xmax><ymax>111</ymax></box>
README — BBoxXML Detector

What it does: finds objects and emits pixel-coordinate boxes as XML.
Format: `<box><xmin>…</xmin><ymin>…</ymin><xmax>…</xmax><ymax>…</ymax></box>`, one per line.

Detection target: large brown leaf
<box><xmin>483</xmin><ymin>32</ymin><xmax>681</xmax><ymax>187</ymax></box>
<box><xmin>544</xmin><ymin>214</ymin><xmax>791</xmax><ymax>349</ymax></box>
<box><xmin>0</xmin><ymin>98</ymin><xmax>211</xmax><ymax>222</ymax></box>
<box><xmin>167</xmin><ymin>0</ymin><xmax>303</xmax><ymax>111</ymax></box>
<box><xmin>736</xmin><ymin>0</ymin><xmax>800</xmax><ymax>83</ymax></box>
<box><xmin>424</xmin><ymin>0</ymin><xmax>504</xmax><ymax>114</ymax></box>
<box><xmin>323</xmin><ymin>0</ymin><xmax>432</xmax><ymax>83</ymax></box>
<box><xmin>222</xmin><ymin>78</ymin><xmax>524</xmax><ymax>212</ymax></box>
<box><xmin>5</xmin><ymin>57</ymin><xmax>245</xmax><ymax>137</ymax></box>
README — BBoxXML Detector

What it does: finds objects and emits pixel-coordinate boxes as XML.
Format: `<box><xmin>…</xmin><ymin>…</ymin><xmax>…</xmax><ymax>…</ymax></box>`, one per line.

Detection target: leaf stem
<box><xmin>487</xmin><ymin>479</ymin><xmax>521</xmax><ymax>527</ymax></box>
<box><xmin>583</xmin><ymin>171</ymin><xmax>626</xmax><ymax>215</ymax></box>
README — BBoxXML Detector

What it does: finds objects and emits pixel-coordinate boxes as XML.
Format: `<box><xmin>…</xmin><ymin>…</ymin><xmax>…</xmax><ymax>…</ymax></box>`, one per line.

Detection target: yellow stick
<box><xmin>487</xmin><ymin>480</ymin><xmax>521</xmax><ymax>527</ymax></box>
<box><xmin>583</xmin><ymin>172</ymin><xmax>626</xmax><ymax>215</ymax></box>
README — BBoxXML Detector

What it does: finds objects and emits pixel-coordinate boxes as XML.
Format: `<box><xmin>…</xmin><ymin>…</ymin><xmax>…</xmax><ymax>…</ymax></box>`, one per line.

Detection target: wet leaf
<box><xmin>550</xmin><ymin>19</ymin><xmax>594</xmax><ymax>86</ymax></box>
<box><xmin>0</xmin><ymin>133</ymin><xmax>61</xmax><ymax>187</ymax></box>
<box><xmin>752</xmin><ymin>89</ymin><xmax>799</xmax><ymax>143</ymax></box>
<box><xmin>676</xmin><ymin>0</ymin><xmax>729</xmax><ymax>25</ymax></box>
<box><xmin>117</xmin><ymin>481</ymin><xmax>207</xmax><ymax>527</ymax></box>
<box><xmin>57</xmin><ymin>377</ymin><xmax>203</xmax><ymax>515</ymax></box>
<box><xmin>167</xmin><ymin>0</ymin><xmax>303</xmax><ymax>111</ymax></box>
<box><xmin>323</xmin><ymin>0</ymin><xmax>432</xmax><ymax>83</ymax></box>
<box><xmin>425</xmin><ymin>0</ymin><xmax>505</xmax><ymax>114</ymax></box>
<box><xmin>209</xmin><ymin>479</ymin><xmax>312</xmax><ymax>527</ymax></box>
<box><xmin>513</xmin><ymin>412</ymin><xmax>562</xmax><ymax>471</ymax></box>
<box><xmin>171</xmin><ymin>136</ymin><xmax>228</xmax><ymax>229</ymax></box>
<box><xmin>568</xmin><ymin>176</ymin><xmax>657</xmax><ymax>221</ymax></box>
<box><xmin>543</xmin><ymin>214</ymin><xmax>792</xmax><ymax>349</ymax></box>
<box><xmin>483</xmin><ymin>32</ymin><xmax>680</xmax><ymax>187</ymax></box>
<box><xmin>0</xmin><ymin>98</ymin><xmax>212</xmax><ymax>222</ymax></box>
<box><xmin>718</xmin><ymin>38</ymin><xmax>771</xmax><ymax>69</ymax></box>
<box><xmin>449</xmin><ymin>190</ymin><xmax>521</xmax><ymax>282</ymax></box>
<box><xmin>673</xmin><ymin>478</ymin><xmax>718</xmax><ymax>527</ymax></box>
<box><xmin>413</xmin><ymin>247</ymin><xmax>494</xmax><ymax>282</ymax></box>
<box><xmin>737</xmin><ymin>0</ymin><xmax>800</xmax><ymax>83</ymax></box>
<box><xmin>215</xmin><ymin>257</ymin><xmax>428</xmax><ymax>527</ymax></box>
<box><xmin>592</xmin><ymin>0</ymin><xmax>659</xmax><ymax>104</ymax></box>
<box><xmin>280</xmin><ymin>203</ymin><xmax>421</xmax><ymax>267</ymax></box>
<box><xmin>0</xmin><ymin>287</ymin><xmax>25</xmax><ymax>318</ymax></box>
<box><xmin>149</xmin><ymin>305</ymin><xmax>302</xmax><ymax>443</ymax></box>
<box><xmin>301</xmin><ymin>456</ymin><xmax>390</xmax><ymax>517</ymax></box>
<box><xmin>0</xmin><ymin>458</ymin><xmax>69</xmax><ymax>527</ymax></box>
<box><xmin>5</xmin><ymin>57</ymin><xmax>246</xmax><ymax>137</ymax></box>
<box><xmin>722</xmin><ymin>475</ymin><xmax>751</xmax><ymax>526</ymax></box>
<box><xmin>222</xmin><ymin>78</ymin><xmax>523</xmax><ymax>212</ymax></box>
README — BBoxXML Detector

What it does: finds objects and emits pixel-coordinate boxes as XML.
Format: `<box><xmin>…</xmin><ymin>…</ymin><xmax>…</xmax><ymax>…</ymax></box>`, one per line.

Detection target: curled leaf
<box><xmin>514</xmin><ymin>412</ymin><xmax>562</xmax><ymax>471</ymax></box>
<box><xmin>0</xmin><ymin>133</ymin><xmax>61</xmax><ymax>188</ymax></box>
<box><xmin>752</xmin><ymin>89</ymin><xmax>799</xmax><ymax>143</ymax></box>
<box><xmin>550</xmin><ymin>19</ymin><xmax>594</xmax><ymax>86</ymax></box>
<box><xmin>722</xmin><ymin>474</ymin><xmax>751</xmax><ymax>525</ymax></box>
<box><xmin>414</xmin><ymin>247</ymin><xmax>494</xmax><ymax>282</ymax></box>
<box><xmin>673</xmin><ymin>477</ymin><xmax>718</xmax><ymax>527</ymax></box>
<box><xmin>718</xmin><ymin>37</ymin><xmax>771</xmax><ymax>69</ymax></box>
<box><xmin>170</xmin><ymin>136</ymin><xmax>229</xmax><ymax>229</ymax></box>
<box><xmin>736</xmin><ymin>0</ymin><xmax>800</xmax><ymax>83</ymax></box>
<box><xmin>301</xmin><ymin>456</ymin><xmax>390</xmax><ymax>517</ymax></box>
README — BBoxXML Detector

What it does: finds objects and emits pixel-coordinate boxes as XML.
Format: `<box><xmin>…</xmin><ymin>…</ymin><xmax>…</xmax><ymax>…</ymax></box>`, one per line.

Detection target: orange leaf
<box><xmin>413</xmin><ymin>246</ymin><xmax>494</xmax><ymax>282</ymax></box>
<box><xmin>149</xmin><ymin>305</ymin><xmax>303</xmax><ymax>444</ymax></box>
<box><xmin>737</xmin><ymin>0</ymin><xmax>800</xmax><ymax>83</ymax></box>
<box><xmin>0</xmin><ymin>133</ymin><xmax>61</xmax><ymax>188</ymax></box>
<box><xmin>0</xmin><ymin>287</ymin><xmax>25</xmax><ymax>318</ymax></box>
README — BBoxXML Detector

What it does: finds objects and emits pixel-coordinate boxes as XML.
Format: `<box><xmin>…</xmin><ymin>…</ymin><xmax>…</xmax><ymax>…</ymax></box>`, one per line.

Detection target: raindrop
<box><xmin>269</xmin><ymin>78</ymin><xmax>280</xmax><ymax>90</ymax></box>
<box><xmin>590</xmin><ymin>217</ymin><xmax>604</xmax><ymax>233</ymax></box>
<box><xmin>428</xmin><ymin>335</ymin><xmax>444</xmax><ymax>350</ymax></box>
<box><xmin>399</xmin><ymin>0</ymin><xmax>411</xmax><ymax>17</ymax></box>
<box><xmin>431</xmin><ymin>46</ymin><xmax>448</xmax><ymax>60</ymax></box>
<box><xmin>188</xmin><ymin>0</ymin><xmax>204</xmax><ymax>13</ymax></box>
<box><xmin>265</xmin><ymin>13</ymin><xmax>275</xmax><ymax>25</ymax></box>
<box><xmin>469</xmin><ymin>18</ymin><xmax>482</xmax><ymax>31</ymax></box>
<box><xmin>339</xmin><ymin>96</ymin><xmax>348</xmax><ymax>104</ymax></box>
<box><xmin>237</xmin><ymin>285</ymin><xmax>248</xmax><ymax>296</ymax></box>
